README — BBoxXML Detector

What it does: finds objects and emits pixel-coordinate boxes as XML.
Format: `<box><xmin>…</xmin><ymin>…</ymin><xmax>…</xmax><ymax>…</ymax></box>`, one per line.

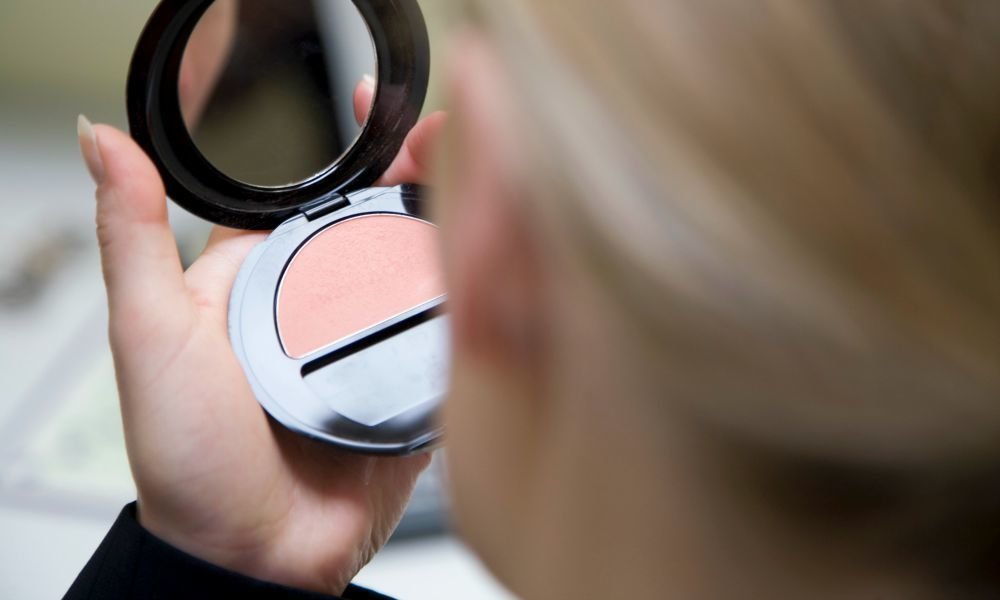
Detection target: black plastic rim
<box><xmin>127</xmin><ymin>0</ymin><xmax>430</xmax><ymax>230</ymax></box>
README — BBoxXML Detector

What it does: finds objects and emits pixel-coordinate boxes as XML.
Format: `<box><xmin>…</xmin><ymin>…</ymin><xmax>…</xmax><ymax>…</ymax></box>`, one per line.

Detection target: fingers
<box><xmin>354</xmin><ymin>75</ymin><xmax>376</xmax><ymax>126</ymax></box>
<box><xmin>204</xmin><ymin>224</ymin><xmax>258</xmax><ymax>250</ymax></box>
<box><xmin>78</xmin><ymin>117</ymin><xmax>189</xmax><ymax>320</ymax></box>
<box><xmin>377</xmin><ymin>111</ymin><xmax>448</xmax><ymax>187</ymax></box>
<box><xmin>184</xmin><ymin>226</ymin><xmax>267</xmax><ymax>316</ymax></box>
<box><xmin>179</xmin><ymin>0</ymin><xmax>237</xmax><ymax>126</ymax></box>
<box><xmin>352</xmin><ymin>74</ymin><xmax>447</xmax><ymax>187</ymax></box>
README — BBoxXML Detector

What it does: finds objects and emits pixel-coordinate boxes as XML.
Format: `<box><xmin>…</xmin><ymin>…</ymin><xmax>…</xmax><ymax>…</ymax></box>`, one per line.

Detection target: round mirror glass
<box><xmin>180</xmin><ymin>0</ymin><xmax>376</xmax><ymax>188</ymax></box>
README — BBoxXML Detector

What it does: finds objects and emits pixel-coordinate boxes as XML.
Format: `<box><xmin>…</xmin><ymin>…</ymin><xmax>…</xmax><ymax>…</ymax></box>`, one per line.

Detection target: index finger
<box><xmin>376</xmin><ymin>111</ymin><xmax>448</xmax><ymax>187</ymax></box>
<box><xmin>352</xmin><ymin>76</ymin><xmax>448</xmax><ymax>187</ymax></box>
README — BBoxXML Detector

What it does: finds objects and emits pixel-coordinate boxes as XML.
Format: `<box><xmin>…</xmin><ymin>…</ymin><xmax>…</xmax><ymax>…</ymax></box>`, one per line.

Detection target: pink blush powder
<box><xmin>277</xmin><ymin>214</ymin><xmax>445</xmax><ymax>358</ymax></box>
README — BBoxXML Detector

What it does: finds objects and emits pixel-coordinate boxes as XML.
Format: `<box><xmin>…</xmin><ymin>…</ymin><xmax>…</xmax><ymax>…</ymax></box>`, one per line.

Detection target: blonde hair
<box><xmin>447</xmin><ymin>0</ymin><xmax>1000</xmax><ymax>589</ymax></box>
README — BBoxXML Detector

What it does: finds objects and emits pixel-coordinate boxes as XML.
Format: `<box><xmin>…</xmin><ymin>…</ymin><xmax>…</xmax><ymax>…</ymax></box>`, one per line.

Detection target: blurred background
<box><xmin>0</xmin><ymin>1</ymin><xmax>509</xmax><ymax>598</ymax></box>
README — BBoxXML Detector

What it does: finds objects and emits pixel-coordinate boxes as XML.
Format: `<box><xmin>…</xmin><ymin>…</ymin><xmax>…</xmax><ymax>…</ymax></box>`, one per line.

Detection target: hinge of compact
<box><xmin>299</xmin><ymin>194</ymin><xmax>351</xmax><ymax>221</ymax></box>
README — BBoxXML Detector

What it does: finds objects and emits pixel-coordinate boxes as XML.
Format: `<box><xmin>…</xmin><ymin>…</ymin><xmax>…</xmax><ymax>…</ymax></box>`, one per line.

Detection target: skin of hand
<box><xmin>77</xmin><ymin>79</ymin><xmax>448</xmax><ymax>595</ymax></box>
<box><xmin>178</xmin><ymin>0</ymin><xmax>237</xmax><ymax>126</ymax></box>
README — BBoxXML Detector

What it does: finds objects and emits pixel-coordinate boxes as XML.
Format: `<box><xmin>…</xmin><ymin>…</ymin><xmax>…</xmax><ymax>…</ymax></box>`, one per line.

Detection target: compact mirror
<box><xmin>131</xmin><ymin>0</ymin><xmax>437</xmax><ymax>452</ymax></box>
<box><xmin>180</xmin><ymin>0</ymin><xmax>376</xmax><ymax>188</ymax></box>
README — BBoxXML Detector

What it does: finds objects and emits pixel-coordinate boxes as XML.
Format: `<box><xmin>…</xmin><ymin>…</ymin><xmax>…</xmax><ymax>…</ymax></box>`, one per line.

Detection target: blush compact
<box><xmin>127</xmin><ymin>0</ymin><xmax>445</xmax><ymax>454</ymax></box>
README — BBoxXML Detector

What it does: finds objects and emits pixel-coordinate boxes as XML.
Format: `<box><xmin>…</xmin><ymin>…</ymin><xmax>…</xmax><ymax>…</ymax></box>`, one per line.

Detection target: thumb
<box><xmin>78</xmin><ymin>116</ymin><xmax>189</xmax><ymax>329</ymax></box>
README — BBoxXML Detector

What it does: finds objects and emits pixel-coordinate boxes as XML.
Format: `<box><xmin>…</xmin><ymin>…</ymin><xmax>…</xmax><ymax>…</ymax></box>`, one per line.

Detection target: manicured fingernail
<box><xmin>77</xmin><ymin>115</ymin><xmax>106</xmax><ymax>185</ymax></box>
<box><xmin>362</xmin><ymin>74</ymin><xmax>376</xmax><ymax>89</ymax></box>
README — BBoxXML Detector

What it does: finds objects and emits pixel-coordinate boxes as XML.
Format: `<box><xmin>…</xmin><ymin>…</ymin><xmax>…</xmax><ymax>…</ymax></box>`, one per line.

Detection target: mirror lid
<box><xmin>127</xmin><ymin>0</ymin><xmax>430</xmax><ymax>230</ymax></box>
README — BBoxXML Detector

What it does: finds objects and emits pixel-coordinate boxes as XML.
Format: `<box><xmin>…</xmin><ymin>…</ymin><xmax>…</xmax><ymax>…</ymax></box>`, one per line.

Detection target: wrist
<box><xmin>135</xmin><ymin>501</ymin><xmax>358</xmax><ymax>596</ymax></box>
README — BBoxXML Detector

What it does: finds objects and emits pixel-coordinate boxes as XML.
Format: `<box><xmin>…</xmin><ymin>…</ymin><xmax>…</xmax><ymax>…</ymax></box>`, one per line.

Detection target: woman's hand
<box><xmin>77</xmin><ymin>80</ymin><xmax>447</xmax><ymax>595</ymax></box>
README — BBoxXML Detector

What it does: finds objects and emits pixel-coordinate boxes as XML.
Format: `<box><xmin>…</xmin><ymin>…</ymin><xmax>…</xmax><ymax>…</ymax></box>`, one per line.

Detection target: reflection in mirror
<box><xmin>180</xmin><ymin>0</ymin><xmax>376</xmax><ymax>188</ymax></box>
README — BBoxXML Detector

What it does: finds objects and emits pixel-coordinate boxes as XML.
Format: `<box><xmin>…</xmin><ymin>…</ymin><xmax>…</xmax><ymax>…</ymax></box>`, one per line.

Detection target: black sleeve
<box><xmin>64</xmin><ymin>503</ymin><xmax>396</xmax><ymax>600</ymax></box>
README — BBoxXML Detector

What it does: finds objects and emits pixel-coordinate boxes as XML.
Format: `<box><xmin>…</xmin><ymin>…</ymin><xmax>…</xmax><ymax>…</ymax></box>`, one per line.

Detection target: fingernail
<box><xmin>77</xmin><ymin>114</ymin><xmax>106</xmax><ymax>185</ymax></box>
<box><xmin>362</xmin><ymin>74</ymin><xmax>376</xmax><ymax>90</ymax></box>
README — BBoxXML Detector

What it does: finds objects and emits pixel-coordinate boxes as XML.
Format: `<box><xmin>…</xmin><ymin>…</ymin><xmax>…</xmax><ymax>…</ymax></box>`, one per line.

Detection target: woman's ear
<box><xmin>439</xmin><ymin>34</ymin><xmax>547</xmax><ymax>373</ymax></box>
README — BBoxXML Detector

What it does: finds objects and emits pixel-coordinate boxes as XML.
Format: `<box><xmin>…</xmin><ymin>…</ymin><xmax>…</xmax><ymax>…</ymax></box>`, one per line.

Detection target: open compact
<box><xmin>127</xmin><ymin>0</ymin><xmax>445</xmax><ymax>454</ymax></box>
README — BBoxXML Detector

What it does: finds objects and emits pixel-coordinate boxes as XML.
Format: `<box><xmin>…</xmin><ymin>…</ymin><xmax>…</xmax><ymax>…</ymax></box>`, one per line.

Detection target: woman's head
<box><xmin>434</xmin><ymin>1</ymin><xmax>1000</xmax><ymax>598</ymax></box>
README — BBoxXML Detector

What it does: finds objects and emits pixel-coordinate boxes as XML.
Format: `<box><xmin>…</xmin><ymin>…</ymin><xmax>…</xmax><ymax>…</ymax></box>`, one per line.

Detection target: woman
<box><xmin>70</xmin><ymin>1</ymin><xmax>1000</xmax><ymax>598</ymax></box>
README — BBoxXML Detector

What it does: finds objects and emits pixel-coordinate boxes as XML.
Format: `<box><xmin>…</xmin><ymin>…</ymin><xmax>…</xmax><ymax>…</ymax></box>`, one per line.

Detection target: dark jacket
<box><xmin>64</xmin><ymin>504</ymin><xmax>395</xmax><ymax>600</ymax></box>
